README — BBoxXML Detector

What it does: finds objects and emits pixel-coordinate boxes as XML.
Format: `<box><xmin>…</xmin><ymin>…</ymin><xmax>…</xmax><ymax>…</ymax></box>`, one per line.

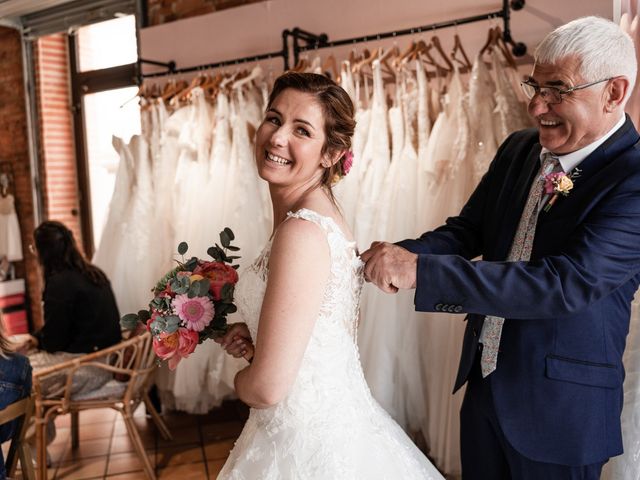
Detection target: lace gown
<box><xmin>218</xmin><ymin>209</ymin><xmax>443</xmax><ymax>480</ymax></box>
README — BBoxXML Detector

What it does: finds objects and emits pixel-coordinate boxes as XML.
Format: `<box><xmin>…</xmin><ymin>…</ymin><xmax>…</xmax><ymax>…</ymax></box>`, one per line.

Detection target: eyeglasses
<box><xmin>520</xmin><ymin>77</ymin><xmax>613</xmax><ymax>105</ymax></box>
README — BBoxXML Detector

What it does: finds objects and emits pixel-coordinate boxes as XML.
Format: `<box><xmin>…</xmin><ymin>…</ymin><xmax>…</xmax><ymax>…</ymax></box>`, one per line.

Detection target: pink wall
<box><xmin>140</xmin><ymin>0</ymin><xmax>612</xmax><ymax>76</ymax></box>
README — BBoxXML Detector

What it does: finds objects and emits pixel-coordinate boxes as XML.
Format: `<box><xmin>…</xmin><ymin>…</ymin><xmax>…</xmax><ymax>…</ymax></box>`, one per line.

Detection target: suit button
<box><xmin>447</xmin><ymin>305</ymin><xmax>456</xmax><ymax>313</ymax></box>
<box><xmin>454</xmin><ymin>305</ymin><xmax>463</xmax><ymax>313</ymax></box>
<box><xmin>442</xmin><ymin>304</ymin><xmax>449</xmax><ymax>311</ymax></box>
<box><xmin>435</xmin><ymin>303</ymin><xmax>443</xmax><ymax>311</ymax></box>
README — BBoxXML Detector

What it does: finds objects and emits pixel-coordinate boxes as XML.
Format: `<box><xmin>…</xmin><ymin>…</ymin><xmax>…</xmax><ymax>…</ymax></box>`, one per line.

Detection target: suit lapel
<box><xmin>494</xmin><ymin>143</ymin><xmax>542</xmax><ymax>260</ymax></box>
<box><xmin>538</xmin><ymin>116</ymin><xmax>640</xmax><ymax>218</ymax></box>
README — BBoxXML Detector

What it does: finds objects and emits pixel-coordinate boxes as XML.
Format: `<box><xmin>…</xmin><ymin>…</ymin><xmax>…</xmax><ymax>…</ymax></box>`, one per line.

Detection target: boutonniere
<box><xmin>543</xmin><ymin>168</ymin><xmax>581</xmax><ymax>212</ymax></box>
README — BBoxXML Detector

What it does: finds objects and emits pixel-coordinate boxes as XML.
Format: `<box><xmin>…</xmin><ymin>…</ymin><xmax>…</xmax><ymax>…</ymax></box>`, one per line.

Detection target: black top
<box><xmin>33</xmin><ymin>270</ymin><xmax>122</xmax><ymax>353</ymax></box>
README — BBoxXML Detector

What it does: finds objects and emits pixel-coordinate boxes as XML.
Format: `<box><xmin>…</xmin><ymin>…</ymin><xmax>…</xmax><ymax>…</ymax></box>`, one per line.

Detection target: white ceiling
<box><xmin>0</xmin><ymin>0</ymin><xmax>76</xmax><ymax>20</ymax></box>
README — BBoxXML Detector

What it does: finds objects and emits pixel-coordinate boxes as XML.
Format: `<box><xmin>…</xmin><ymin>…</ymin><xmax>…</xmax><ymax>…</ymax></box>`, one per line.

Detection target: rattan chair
<box><xmin>31</xmin><ymin>332</ymin><xmax>171</xmax><ymax>480</ymax></box>
<box><xmin>0</xmin><ymin>395</ymin><xmax>35</xmax><ymax>480</ymax></box>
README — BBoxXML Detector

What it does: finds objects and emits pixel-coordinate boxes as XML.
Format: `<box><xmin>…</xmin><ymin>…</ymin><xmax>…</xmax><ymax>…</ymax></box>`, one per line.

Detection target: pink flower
<box><xmin>342</xmin><ymin>150</ymin><xmax>354</xmax><ymax>176</ymax></box>
<box><xmin>153</xmin><ymin>328</ymin><xmax>199</xmax><ymax>370</ymax></box>
<box><xmin>172</xmin><ymin>294</ymin><xmax>215</xmax><ymax>332</ymax></box>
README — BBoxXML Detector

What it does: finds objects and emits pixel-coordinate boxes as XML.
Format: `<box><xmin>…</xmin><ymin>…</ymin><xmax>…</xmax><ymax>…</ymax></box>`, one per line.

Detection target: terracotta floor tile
<box><xmin>201</xmin><ymin>422</ymin><xmax>243</xmax><ymax>441</ymax></box>
<box><xmin>60</xmin><ymin>437</ymin><xmax>111</xmax><ymax>461</ymax></box>
<box><xmin>106</xmin><ymin>451</ymin><xmax>155</xmax><ymax>476</ymax></box>
<box><xmin>49</xmin><ymin>441</ymin><xmax>70</xmax><ymax>465</ymax></box>
<box><xmin>156</xmin><ymin>461</ymin><xmax>208</xmax><ymax>480</ymax></box>
<box><xmin>104</xmin><ymin>471</ymin><xmax>149</xmax><ymax>479</ymax></box>
<box><xmin>112</xmin><ymin>422</ymin><xmax>157</xmax><ymax>444</ymax></box>
<box><xmin>51</xmin><ymin>427</ymin><xmax>71</xmax><ymax>446</ymax></box>
<box><xmin>207</xmin><ymin>459</ymin><xmax>227</xmax><ymax>476</ymax></box>
<box><xmin>156</xmin><ymin>443</ymin><xmax>204</xmax><ymax>468</ymax></box>
<box><xmin>78</xmin><ymin>408</ymin><xmax>117</xmax><ymax>425</ymax></box>
<box><xmin>55</xmin><ymin>456</ymin><xmax>107</xmax><ymax>480</ymax></box>
<box><xmin>157</xmin><ymin>412</ymin><xmax>199</xmax><ymax>429</ymax></box>
<box><xmin>55</xmin><ymin>414</ymin><xmax>71</xmax><ymax>428</ymax></box>
<box><xmin>156</xmin><ymin>426</ymin><xmax>200</xmax><ymax>448</ymax></box>
<box><xmin>73</xmin><ymin>421</ymin><xmax>115</xmax><ymax>441</ymax></box>
<box><xmin>203</xmin><ymin>439</ymin><xmax>235</xmax><ymax>461</ymax></box>
<box><xmin>110</xmin><ymin>433</ymin><xmax>154</xmax><ymax>454</ymax></box>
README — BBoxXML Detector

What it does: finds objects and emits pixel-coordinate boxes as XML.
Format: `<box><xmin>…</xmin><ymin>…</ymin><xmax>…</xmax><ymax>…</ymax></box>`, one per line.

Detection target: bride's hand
<box><xmin>216</xmin><ymin>323</ymin><xmax>254</xmax><ymax>362</ymax></box>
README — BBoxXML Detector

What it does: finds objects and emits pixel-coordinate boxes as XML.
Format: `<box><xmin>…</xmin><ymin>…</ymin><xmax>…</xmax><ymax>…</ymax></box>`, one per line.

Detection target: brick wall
<box><xmin>34</xmin><ymin>34</ymin><xmax>84</xmax><ymax>250</ymax></box>
<box><xmin>0</xmin><ymin>27</ymin><xmax>43</xmax><ymax>329</ymax></box>
<box><xmin>147</xmin><ymin>0</ymin><xmax>267</xmax><ymax>26</ymax></box>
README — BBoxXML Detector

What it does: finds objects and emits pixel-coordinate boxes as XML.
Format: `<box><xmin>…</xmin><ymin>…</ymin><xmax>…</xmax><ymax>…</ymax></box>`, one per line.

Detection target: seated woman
<box><xmin>0</xmin><ymin>314</ymin><xmax>32</xmax><ymax>478</ymax></box>
<box><xmin>18</xmin><ymin>221</ymin><xmax>121</xmax><ymax>396</ymax></box>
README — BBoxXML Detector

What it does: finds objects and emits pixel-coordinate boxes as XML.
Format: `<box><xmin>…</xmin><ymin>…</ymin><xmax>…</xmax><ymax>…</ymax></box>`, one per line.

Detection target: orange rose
<box><xmin>194</xmin><ymin>262</ymin><xmax>239</xmax><ymax>300</ymax></box>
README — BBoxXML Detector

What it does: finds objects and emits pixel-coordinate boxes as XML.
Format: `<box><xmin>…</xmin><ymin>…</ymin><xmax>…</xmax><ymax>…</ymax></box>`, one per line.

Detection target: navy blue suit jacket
<box><xmin>397</xmin><ymin>117</ymin><xmax>640</xmax><ymax>466</ymax></box>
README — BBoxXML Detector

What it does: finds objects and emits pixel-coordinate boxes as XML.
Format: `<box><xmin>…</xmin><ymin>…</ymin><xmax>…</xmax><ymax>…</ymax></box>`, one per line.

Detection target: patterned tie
<box><xmin>480</xmin><ymin>153</ymin><xmax>559</xmax><ymax>377</ymax></box>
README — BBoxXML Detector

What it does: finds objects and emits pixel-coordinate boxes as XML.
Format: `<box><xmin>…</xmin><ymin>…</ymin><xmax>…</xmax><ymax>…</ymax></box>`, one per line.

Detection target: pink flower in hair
<box><xmin>342</xmin><ymin>150</ymin><xmax>354</xmax><ymax>176</ymax></box>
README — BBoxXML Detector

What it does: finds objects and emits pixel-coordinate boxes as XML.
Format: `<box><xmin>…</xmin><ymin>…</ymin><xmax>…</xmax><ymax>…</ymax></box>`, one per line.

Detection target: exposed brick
<box><xmin>0</xmin><ymin>27</ymin><xmax>43</xmax><ymax>329</ymax></box>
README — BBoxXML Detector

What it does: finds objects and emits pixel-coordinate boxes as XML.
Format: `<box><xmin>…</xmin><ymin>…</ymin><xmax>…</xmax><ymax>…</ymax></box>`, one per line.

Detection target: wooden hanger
<box><xmin>480</xmin><ymin>26</ymin><xmax>501</xmax><ymax>57</ymax></box>
<box><xmin>450</xmin><ymin>33</ymin><xmax>472</xmax><ymax>72</ymax></box>
<box><xmin>429</xmin><ymin>35</ymin><xmax>454</xmax><ymax>72</ymax></box>
<box><xmin>322</xmin><ymin>54</ymin><xmax>339</xmax><ymax>80</ymax></box>
<box><xmin>494</xmin><ymin>27</ymin><xmax>518</xmax><ymax>70</ymax></box>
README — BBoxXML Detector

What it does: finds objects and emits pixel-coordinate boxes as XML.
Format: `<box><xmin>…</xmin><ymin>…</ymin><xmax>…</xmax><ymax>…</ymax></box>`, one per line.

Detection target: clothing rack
<box><xmin>289</xmin><ymin>0</ymin><xmax>527</xmax><ymax>68</ymax></box>
<box><xmin>140</xmin><ymin>0</ymin><xmax>526</xmax><ymax>80</ymax></box>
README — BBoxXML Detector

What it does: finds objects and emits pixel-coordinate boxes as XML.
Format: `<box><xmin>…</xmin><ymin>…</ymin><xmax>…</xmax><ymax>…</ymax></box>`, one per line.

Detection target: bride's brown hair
<box><xmin>266</xmin><ymin>72</ymin><xmax>356</xmax><ymax>196</ymax></box>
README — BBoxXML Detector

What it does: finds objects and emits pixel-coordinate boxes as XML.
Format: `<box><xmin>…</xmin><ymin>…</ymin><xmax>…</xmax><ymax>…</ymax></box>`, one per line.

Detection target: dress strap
<box><xmin>286</xmin><ymin>208</ymin><xmax>342</xmax><ymax>239</ymax></box>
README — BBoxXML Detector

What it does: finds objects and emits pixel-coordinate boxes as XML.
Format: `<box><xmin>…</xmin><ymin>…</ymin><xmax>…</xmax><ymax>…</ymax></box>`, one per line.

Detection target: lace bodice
<box><xmin>219</xmin><ymin>208</ymin><xmax>442</xmax><ymax>479</ymax></box>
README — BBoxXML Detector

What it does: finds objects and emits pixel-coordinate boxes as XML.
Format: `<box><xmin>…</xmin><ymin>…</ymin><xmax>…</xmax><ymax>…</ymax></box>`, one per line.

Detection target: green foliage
<box><xmin>177</xmin><ymin>242</ymin><xmax>188</xmax><ymax>255</ymax></box>
<box><xmin>120</xmin><ymin>313</ymin><xmax>139</xmax><ymax>330</ymax></box>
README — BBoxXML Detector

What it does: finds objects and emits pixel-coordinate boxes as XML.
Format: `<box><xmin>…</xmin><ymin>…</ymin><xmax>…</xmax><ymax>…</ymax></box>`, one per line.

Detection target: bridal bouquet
<box><xmin>121</xmin><ymin>228</ymin><xmax>240</xmax><ymax>369</ymax></box>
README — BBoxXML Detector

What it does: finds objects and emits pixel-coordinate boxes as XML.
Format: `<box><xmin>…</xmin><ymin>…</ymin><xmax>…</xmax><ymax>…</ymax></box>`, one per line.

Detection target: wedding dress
<box><xmin>218</xmin><ymin>208</ymin><xmax>443</xmax><ymax>480</ymax></box>
<box><xmin>0</xmin><ymin>193</ymin><xmax>23</xmax><ymax>261</ymax></box>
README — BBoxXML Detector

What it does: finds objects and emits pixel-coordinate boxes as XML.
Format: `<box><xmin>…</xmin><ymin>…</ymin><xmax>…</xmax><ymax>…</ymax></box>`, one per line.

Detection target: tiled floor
<box><xmin>15</xmin><ymin>400</ymin><xmax>247</xmax><ymax>479</ymax></box>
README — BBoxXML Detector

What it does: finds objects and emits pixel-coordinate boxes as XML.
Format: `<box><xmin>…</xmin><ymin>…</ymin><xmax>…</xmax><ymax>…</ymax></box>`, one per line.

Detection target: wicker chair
<box><xmin>0</xmin><ymin>395</ymin><xmax>36</xmax><ymax>480</ymax></box>
<box><xmin>31</xmin><ymin>332</ymin><xmax>171</xmax><ymax>480</ymax></box>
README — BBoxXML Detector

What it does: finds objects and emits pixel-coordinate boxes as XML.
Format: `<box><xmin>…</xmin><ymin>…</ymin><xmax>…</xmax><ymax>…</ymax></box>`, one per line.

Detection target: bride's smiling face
<box><xmin>255</xmin><ymin>88</ymin><xmax>329</xmax><ymax>188</ymax></box>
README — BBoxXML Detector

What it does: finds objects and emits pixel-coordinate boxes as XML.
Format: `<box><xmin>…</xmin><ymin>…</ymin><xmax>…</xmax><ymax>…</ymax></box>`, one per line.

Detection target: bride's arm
<box><xmin>234</xmin><ymin>218</ymin><xmax>330</xmax><ymax>409</ymax></box>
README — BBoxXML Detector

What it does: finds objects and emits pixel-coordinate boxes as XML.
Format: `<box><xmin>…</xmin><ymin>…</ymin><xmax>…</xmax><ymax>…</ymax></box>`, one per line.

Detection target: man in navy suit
<box><xmin>362</xmin><ymin>16</ymin><xmax>640</xmax><ymax>479</ymax></box>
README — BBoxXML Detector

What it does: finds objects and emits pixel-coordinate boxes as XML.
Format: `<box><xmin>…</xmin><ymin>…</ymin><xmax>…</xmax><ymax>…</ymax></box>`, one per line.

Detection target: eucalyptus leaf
<box><xmin>197</xmin><ymin>278</ymin><xmax>211</xmax><ymax>295</ymax></box>
<box><xmin>177</xmin><ymin>242</ymin><xmax>188</xmax><ymax>255</ymax></box>
<box><xmin>226</xmin><ymin>245</ymin><xmax>240</xmax><ymax>252</ymax></box>
<box><xmin>120</xmin><ymin>313</ymin><xmax>140</xmax><ymax>330</ymax></box>
<box><xmin>220</xmin><ymin>230</ymin><xmax>231</xmax><ymax>248</ymax></box>
<box><xmin>224</xmin><ymin>227</ymin><xmax>235</xmax><ymax>241</ymax></box>
<box><xmin>138</xmin><ymin>310</ymin><xmax>151</xmax><ymax>322</ymax></box>
<box><xmin>226</xmin><ymin>304</ymin><xmax>237</xmax><ymax>314</ymax></box>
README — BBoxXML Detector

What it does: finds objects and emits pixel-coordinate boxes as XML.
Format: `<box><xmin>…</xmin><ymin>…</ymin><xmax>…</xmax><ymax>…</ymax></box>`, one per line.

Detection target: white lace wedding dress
<box><xmin>217</xmin><ymin>208</ymin><xmax>443</xmax><ymax>479</ymax></box>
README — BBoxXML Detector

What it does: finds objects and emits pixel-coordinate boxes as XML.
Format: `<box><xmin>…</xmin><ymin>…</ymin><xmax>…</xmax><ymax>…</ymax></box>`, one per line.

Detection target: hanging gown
<box><xmin>335</xmin><ymin>70</ymin><xmax>372</xmax><ymax>228</ymax></box>
<box><xmin>413</xmin><ymin>68</ymin><xmax>473</xmax><ymax>477</ymax></box>
<box><xmin>0</xmin><ymin>193</ymin><xmax>22</xmax><ymax>262</ymax></box>
<box><xmin>358</xmin><ymin>75</ymin><xmax>406</xmax><ymax>419</ymax></box>
<box><xmin>354</xmin><ymin>59</ymin><xmax>390</xmax><ymax>252</ymax></box>
<box><xmin>218</xmin><ymin>208</ymin><xmax>443</xmax><ymax>480</ymax></box>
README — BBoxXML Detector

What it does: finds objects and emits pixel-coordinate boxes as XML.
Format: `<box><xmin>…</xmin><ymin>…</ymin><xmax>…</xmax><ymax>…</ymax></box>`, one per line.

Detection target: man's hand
<box><xmin>360</xmin><ymin>242</ymin><xmax>418</xmax><ymax>293</ymax></box>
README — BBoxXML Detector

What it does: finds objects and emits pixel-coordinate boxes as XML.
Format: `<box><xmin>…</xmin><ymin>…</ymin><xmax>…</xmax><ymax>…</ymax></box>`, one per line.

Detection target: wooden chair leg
<box><xmin>143</xmin><ymin>393</ymin><xmax>172</xmax><ymax>441</ymax></box>
<box><xmin>35</xmin><ymin>419</ymin><xmax>48</xmax><ymax>480</ymax></box>
<box><xmin>19</xmin><ymin>441</ymin><xmax>36</xmax><ymax>480</ymax></box>
<box><xmin>71</xmin><ymin>411</ymin><xmax>79</xmax><ymax>449</ymax></box>
<box><xmin>122</xmin><ymin>413</ymin><xmax>155</xmax><ymax>480</ymax></box>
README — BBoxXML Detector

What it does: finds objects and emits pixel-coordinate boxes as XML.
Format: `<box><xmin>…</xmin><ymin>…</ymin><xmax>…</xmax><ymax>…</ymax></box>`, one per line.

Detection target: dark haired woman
<box><xmin>215</xmin><ymin>73</ymin><xmax>442</xmax><ymax>478</ymax></box>
<box><xmin>18</xmin><ymin>221</ymin><xmax>121</xmax><ymax>355</ymax></box>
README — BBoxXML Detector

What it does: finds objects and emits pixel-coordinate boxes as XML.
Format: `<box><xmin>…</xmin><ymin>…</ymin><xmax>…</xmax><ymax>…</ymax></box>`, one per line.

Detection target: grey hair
<box><xmin>535</xmin><ymin>16</ymin><xmax>637</xmax><ymax>103</ymax></box>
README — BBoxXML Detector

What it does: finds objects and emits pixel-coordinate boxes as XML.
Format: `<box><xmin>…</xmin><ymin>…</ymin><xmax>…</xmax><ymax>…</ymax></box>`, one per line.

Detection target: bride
<box><xmin>215</xmin><ymin>72</ymin><xmax>442</xmax><ymax>479</ymax></box>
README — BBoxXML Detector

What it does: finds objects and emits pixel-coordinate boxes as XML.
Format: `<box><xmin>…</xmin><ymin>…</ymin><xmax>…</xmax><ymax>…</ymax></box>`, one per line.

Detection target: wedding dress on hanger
<box><xmin>218</xmin><ymin>208</ymin><xmax>444</xmax><ymax>480</ymax></box>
